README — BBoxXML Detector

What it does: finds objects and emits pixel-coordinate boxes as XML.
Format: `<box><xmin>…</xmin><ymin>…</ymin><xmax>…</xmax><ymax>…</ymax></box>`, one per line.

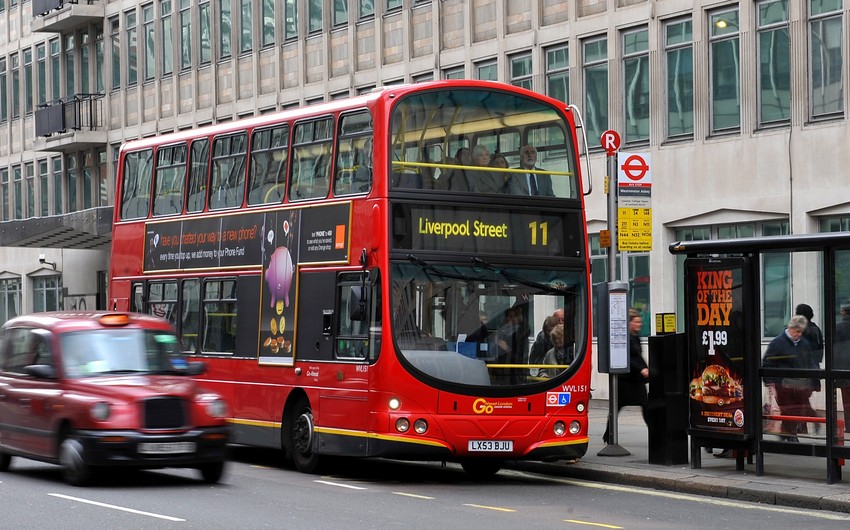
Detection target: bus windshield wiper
<box><xmin>406</xmin><ymin>254</ymin><xmax>490</xmax><ymax>282</ymax></box>
<box><xmin>471</xmin><ymin>257</ymin><xmax>568</xmax><ymax>295</ymax></box>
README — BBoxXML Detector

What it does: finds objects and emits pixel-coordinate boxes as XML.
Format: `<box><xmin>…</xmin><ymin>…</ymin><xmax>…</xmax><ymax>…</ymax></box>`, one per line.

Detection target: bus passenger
<box><xmin>468</xmin><ymin>145</ymin><xmax>503</xmax><ymax>193</ymax></box>
<box><xmin>352</xmin><ymin>138</ymin><xmax>373</xmax><ymax>192</ymax></box>
<box><xmin>505</xmin><ymin>144</ymin><xmax>555</xmax><ymax>196</ymax></box>
<box><xmin>447</xmin><ymin>147</ymin><xmax>472</xmax><ymax>192</ymax></box>
<box><xmin>535</xmin><ymin>324</ymin><xmax>573</xmax><ymax>379</ymax></box>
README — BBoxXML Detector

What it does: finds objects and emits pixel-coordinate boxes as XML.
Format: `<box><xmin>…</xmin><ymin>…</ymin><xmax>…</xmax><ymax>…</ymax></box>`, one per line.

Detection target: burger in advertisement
<box><xmin>689</xmin><ymin>364</ymin><xmax>743</xmax><ymax>406</ymax></box>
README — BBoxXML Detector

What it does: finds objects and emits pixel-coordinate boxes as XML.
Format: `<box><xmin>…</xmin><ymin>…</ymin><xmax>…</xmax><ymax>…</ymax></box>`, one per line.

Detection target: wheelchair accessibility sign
<box><xmin>546</xmin><ymin>392</ymin><xmax>571</xmax><ymax>407</ymax></box>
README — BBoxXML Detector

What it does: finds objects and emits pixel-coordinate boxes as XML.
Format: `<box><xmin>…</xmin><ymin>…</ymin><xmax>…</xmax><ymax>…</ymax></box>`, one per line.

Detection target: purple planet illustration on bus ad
<box><xmin>265</xmin><ymin>246</ymin><xmax>294</xmax><ymax>308</ymax></box>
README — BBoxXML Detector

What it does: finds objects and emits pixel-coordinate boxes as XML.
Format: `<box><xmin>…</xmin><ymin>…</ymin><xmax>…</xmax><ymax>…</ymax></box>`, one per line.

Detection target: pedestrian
<box><xmin>796</xmin><ymin>304</ymin><xmax>824</xmax><ymax>364</ymax></box>
<box><xmin>762</xmin><ymin>315</ymin><xmax>818</xmax><ymax>441</ymax></box>
<box><xmin>602</xmin><ymin>308</ymin><xmax>649</xmax><ymax>444</ymax></box>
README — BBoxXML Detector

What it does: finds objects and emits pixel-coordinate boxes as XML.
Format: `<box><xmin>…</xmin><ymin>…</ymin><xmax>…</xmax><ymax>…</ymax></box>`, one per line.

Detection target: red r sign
<box><xmin>601</xmin><ymin>130</ymin><xmax>621</xmax><ymax>155</ymax></box>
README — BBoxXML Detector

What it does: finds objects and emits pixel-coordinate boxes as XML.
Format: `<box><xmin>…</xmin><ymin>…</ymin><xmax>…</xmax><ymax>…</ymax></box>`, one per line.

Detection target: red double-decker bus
<box><xmin>109</xmin><ymin>80</ymin><xmax>592</xmax><ymax>475</ymax></box>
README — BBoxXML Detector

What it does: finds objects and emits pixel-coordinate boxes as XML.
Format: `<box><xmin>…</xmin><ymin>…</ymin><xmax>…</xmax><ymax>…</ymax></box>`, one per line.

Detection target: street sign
<box><xmin>618</xmin><ymin>152</ymin><xmax>651</xmax><ymax>186</ymax></box>
<box><xmin>601</xmin><ymin>130</ymin><xmax>621</xmax><ymax>156</ymax></box>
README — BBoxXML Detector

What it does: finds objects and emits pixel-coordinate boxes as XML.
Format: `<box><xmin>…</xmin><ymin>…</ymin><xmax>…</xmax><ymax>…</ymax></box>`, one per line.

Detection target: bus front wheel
<box><xmin>288</xmin><ymin>397</ymin><xmax>322</xmax><ymax>473</ymax></box>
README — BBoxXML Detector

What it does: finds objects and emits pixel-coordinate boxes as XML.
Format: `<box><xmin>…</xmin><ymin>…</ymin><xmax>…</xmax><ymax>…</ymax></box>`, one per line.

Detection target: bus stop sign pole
<box><xmin>598</xmin><ymin>130</ymin><xmax>630</xmax><ymax>456</ymax></box>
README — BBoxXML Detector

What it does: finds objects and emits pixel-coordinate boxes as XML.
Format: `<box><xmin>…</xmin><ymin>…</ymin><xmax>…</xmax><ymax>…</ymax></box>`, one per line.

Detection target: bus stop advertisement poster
<box><xmin>685</xmin><ymin>257</ymin><xmax>747</xmax><ymax>434</ymax></box>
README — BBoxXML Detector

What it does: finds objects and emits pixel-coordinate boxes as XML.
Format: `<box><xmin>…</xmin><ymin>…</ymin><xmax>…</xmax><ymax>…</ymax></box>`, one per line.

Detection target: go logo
<box><xmin>472</xmin><ymin>398</ymin><xmax>494</xmax><ymax>414</ymax></box>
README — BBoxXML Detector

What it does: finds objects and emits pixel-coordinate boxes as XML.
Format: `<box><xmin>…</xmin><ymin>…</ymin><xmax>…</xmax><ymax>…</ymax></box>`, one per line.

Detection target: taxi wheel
<box><xmin>198</xmin><ymin>460</ymin><xmax>226</xmax><ymax>483</ymax></box>
<box><xmin>460</xmin><ymin>459</ymin><xmax>503</xmax><ymax>478</ymax></box>
<box><xmin>59</xmin><ymin>436</ymin><xmax>92</xmax><ymax>486</ymax></box>
<box><xmin>289</xmin><ymin>397</ymin><xmax>322</xmax><ymax>474</ymax></box>
<box><xmin>0</xmin><ymin>451</ymin><xmax>10</xmax><ymax>471</ymax></box>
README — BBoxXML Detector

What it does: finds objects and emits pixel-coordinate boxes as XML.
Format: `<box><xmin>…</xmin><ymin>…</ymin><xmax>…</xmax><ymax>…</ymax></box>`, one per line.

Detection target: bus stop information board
<box><xmin>617</xmin><ymin>152</ymin><xmax>652</xmax><ymax>252</ymax></box>
<box><xmin>685</xmin><ymin>257</ymin><xmax>748</xmax><ymax>435</ymax></box>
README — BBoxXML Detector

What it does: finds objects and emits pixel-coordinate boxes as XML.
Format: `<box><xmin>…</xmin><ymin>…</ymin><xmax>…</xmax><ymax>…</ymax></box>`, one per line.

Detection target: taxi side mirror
<box><xmin>25</xmin><ymin>364</ymin><xmax>57</xmax><ymax>379</ymax></box>
<box><xmin>187</xmin><ymin>361</ymin><xmax>207</xmax><ymax>376</ymax></box>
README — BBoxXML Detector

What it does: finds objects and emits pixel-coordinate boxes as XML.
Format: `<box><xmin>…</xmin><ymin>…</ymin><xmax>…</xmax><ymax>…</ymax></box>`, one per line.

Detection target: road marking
<box><xmin>564</xmin><ymin>520</ymin><xmax>623</xmax><ymax>529</ymax></box>
<box><xmin>314</xmin><ymin>479</ymin><xmax>367</xmax><ymax>490</ymax></box>
<box><xmin>392</xmin><ymin>492</ymin><xmax>435</xmax><ymax>499</ymax></box>
<box><xmin>463</xmin><ymin>504</ymin><xmax>516</xmax><ymax>512</ymax></box>
<box><xmin>504</xmin><ymin>471</ymin><xmax>850</xmax><ymax>521</ymax></box>
<box><xmin>48</xmin><ymin>493</ymin><xmax>185</xmax><ymax>522</ymax></box>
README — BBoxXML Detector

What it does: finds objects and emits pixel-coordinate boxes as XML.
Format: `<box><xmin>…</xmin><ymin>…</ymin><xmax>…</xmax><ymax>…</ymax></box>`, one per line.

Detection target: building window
<box><xmin>36</xmin><ymin>44</ymin><xmax>47</xmax><ymax>106</ymax></box>
<box><xmin>127</xmin><ymin>11</ymin><xmax>138</xmax><ymax>86</ymax></box>
<box><xmin>412</xmin><ymin>72</ymin><xmax>434</xmax><ymax>83</ymax></box>
<box><xmin>0</xmin><ymin>278</ymin><xmax>21</xmax><ymax>324</ymax></box>
<box><xmin>200</xmin><ymin>0</ymin><xmax>212</xmax><ymax>64</ymax></box>
<box><xmin>240</xmin><ymin>0</ymin><xmax>252</xmax><ymax>53</ymax></box>
<box><xmin>308</xmin><ymin>0</ymin><xmax>322</xmax><ymax>33</ymax></box>
<box><xmin>758</xmin><ymin>0</ymin><xmax>791</xmax><ymax>125</ymax></box>
<box><xmin>180</xmin><ymin>0</ymin><xmax>192</xmax><ymax>69</ymax></box>
<box><xmin>709</xmin><ymin>8</ymin><xmax>741</xmax><ymax>132</ymax></box>
<box><xmin>623</xmin><ymin>27</ymin><xmax>649</xmax><ymax>144</ymax></box>
<box><xmin>80</xmin><ymin>32</ymin><xmax>90</xmax><ymax>94</ymax></box>
<box><xmin>110</xmin><ymin>19</ymin><xmax>120</xmax><ymax>89</ymax></box>
<box><xmin>0</xmin><ymin>58</ymin><xmax>5</xmax><ymax>123</ymax></box>
<box><xmin>284</xmin><ymin>0</ymin><xmax>297</xmax><ymax>40</ymax></box>
<box><xmin>0</xmin><ymin>169</ymin><xmax>8</xmax><ymax>221</ymax></box>
<box><xmin>39</xmin><ymin>160</ymin><xmax>48</xmax><ymax>216</ymax></box>
<box><xmin>589</xmin><ymin>234</ymin><xmax>651</xmax><ymax>337</ymax></box>
<box><xmin>95</xmin><ymin>25</ymin><xmax>105</xmax><ymax>92</ymax></box>
<box><xmin>443</xmin><ymin>66</ymin><xmax>464</xmax><ymax>79</ymax></box>
<box><xmin>11</xmin><ymin>53</ymin><xmax>19</xmax><ymax>119</ymax></box>
<box><xmin>219</xmin><ymin>0</ymin><xmax>232</xmax><ymax>58</ymax></box>
<box><xmin>83</xmin><ymin>152</ymin><xmax>94</xmax><ymax>210</ymax></box>
<box><xmin>33</xmin><ymin>276</ymin><xmax>63</xmax><ymax>312</ymax></box>
<box><xmin>23</xmin><ymin>49</ymin><xmax>33</xmax><ymax>115</ymax></box>
<box><xmin>64</xmin><ymin>35</ymin><xmax>75</xmax><ymax>96</ymax></box>
<box><xmin>359</xmin><ymin>0</ymin><xmax>373</xmax><ymax>18</ymax></box>
<box><xmin>545</xmin><ymin>44</ymin><xmax>569</xmax><ymax>103</ymax></box>
<box><xmin>143</xmin><ymin>5</ymin><xmax>155</xmax><ymax>80</ymax></box>
<box><xmin>25</xmin><ymin>163</ymin><xmax>34</xmax><ymax>219</ymax></box>
<box><xmin>67</xmin><ymin>154</ymin><xmax>78</xmax><ymax>213</ymax></box>
<box><xmin>809</xmin><ymin>0</ymin><xmax>843</xmax><ymax>118</ymax></box>
<box><xmin>476</xmin><ymin>60</ymin><xmax>497</xmax><ymax>81</ymax></box>
<box><xmin>510</xmin><ymin>52</ymin><xmax>532</xmax><ymax>90</ymax></box>
<box><xmin>583</xmin><ymin>36</ymin><xmax>608</xmax><ymax>148</ymax></box>
<box><xmin>12</xmin><ymin>165</ymin><xmax>20</xmax><ymax>220</ymax></box>
<box><xmin>333</xmin><ymin>0</ymin><xmax>347</xmax><ymax>26</ymax></box>
<box><xmin>162</xmin><ymin>0</ymin><xmax>174</xmax><ymax>75</ymax></box>
<box><xmin>262</xmin><ymin>0</ymin><xmax>275</xmax><ymax>46</ymax></box>
<box><xmin>665</xmin><ymin>18</ymin><xmax>694</xmax><ymax>139</ymax></box>
<box><xmin>97</xmin><ymin>148</ymin><xmax>108</xmax><ymax>207</ymax></box>
<box><xmin>53</xmin><ymin>157</ymin><xmax>63</xmax><ymax>215</ymax></box>
<box><xmin>386</xmin><ymin>0</ymin><xmax>402</xmax><ymax>10</ymax></box>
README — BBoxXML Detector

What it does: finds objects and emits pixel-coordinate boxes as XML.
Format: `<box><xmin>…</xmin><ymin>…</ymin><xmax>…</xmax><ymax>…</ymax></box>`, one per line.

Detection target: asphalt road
<box><xmin>2</xmin><ymin>448</ymin><xmax>850</xmax><ymax>529</ymax></box>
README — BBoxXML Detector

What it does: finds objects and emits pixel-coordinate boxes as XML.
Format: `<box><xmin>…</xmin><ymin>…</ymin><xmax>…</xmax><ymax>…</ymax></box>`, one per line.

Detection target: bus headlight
<box><xmin>388</xmin><ymin>397</ymin><xmax>401</xmax><ymax>410</ymax></box>
<box><xmin>414</xmin><ymin>419</ymin><xmax>428</xmax><ymax>434</ymax></box>
<box><xmin>90</xmin><ymin>402</ymin><xmax>111</xmax><ymax>421</ymax></box>
<box><xmin>553</xmin><ymin>421</ymin><xmax>566</xmax><ymax>436</ymax></box>
<box><xmin>569</xmin><ymin>421</ymin><xmax>581</xmax><ymax>435</ymax></box>
<box><xmin>395</xmin><ymin>418</ymin><xmax>410</xmax><ymax>433</ymax></box>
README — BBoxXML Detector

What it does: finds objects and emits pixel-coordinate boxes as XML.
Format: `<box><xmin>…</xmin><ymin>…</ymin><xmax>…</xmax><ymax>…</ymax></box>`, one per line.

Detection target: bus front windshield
<box><xmin>391</xmin><ymin>262</ymin><xmax>587</xmax><ymax>389</ymax></box>
<box><xmin>389</xmin><ymin>87</ymin><xmax>579</xmax><ymax>198</ymax></box>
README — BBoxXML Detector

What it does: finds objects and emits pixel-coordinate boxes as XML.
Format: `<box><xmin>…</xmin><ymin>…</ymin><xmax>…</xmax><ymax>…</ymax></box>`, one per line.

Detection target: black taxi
<box><xmin>0</xmin><ymin>311</ymin><xmax>229</xmax><ymax>485</ymax></box>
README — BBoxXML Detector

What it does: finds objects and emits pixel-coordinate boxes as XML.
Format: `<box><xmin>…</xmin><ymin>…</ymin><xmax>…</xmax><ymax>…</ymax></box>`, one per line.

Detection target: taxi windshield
<box><xmin>391</xmin><ymin>262</ymin><xmax>587</xmax><ymax>389</ymax></box>
<box><xmin>60</xmin><ymin>329</ymin><xmax>186</xmax><ymax>378</ymax></box>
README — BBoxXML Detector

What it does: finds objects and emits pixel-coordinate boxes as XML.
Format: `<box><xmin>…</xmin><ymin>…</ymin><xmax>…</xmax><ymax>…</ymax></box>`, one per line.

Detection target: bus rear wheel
<box><xmin>289</xmin><ymin>397</ymin><xmax>322</xmax><ymax>474</ymax></box>
<box><xmin>460</xmin><ymin>459</ymin><xmax>503</xmax><ymax>478</ymax></box>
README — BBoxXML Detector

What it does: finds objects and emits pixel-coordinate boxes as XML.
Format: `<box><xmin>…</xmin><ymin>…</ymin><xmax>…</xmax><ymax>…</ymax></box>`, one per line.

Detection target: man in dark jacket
<box><xmin>762</xmin><ymin>315</ymin><xmax>817</xmax><ymax>440</ymax></box>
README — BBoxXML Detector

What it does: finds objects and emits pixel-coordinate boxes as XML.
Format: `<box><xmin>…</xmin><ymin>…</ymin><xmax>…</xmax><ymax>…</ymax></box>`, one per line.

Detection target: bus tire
<box><xmin>460</xmin><ymin>459</ymin><xmax>503</xmax><ymax>478</ymax></box>
<box><xmin>289</xmin><ymin>397</ymin><xmax>322</xmax><ymax>473</ymax></box>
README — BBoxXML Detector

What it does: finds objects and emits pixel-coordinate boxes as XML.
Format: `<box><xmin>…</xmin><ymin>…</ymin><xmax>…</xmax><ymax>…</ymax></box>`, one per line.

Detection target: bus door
<box><xmin>296</xmin><ymin>270</ymin><xmax>375</xmax><ymax>445</ymax></box>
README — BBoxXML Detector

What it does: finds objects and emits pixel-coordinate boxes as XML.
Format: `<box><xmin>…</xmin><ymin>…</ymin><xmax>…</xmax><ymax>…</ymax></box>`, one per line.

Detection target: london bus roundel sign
<box><xmin>601</xmin><ymin>130</ymin><xmax>620</xmax><ymax>156</ymax></box>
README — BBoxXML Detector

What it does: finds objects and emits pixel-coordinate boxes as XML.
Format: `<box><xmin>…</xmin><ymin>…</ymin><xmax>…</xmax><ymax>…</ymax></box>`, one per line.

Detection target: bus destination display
<box><xmin>391</xmin><ymin>203</ymin><xmax>583</xmax><ymax>258</ymax></box>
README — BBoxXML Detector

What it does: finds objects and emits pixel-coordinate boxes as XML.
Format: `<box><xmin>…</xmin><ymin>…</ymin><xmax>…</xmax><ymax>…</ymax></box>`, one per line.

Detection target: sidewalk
<box><xmin>515</xmin><ymin>400</ymin><xmax>850</xmax><ymax>514</ymax></box>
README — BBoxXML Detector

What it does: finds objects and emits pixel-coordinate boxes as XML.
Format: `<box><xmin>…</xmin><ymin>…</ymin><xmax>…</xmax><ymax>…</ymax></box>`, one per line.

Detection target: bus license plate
<box><xmin>468</xmin><ymin>440</ymin><xmax>513</xmax><ymax>452</ymax></box>
<box><xmin>138</xmin><ymin>442</ymin><xmax>197</xmax><ymax>455</ymax></box>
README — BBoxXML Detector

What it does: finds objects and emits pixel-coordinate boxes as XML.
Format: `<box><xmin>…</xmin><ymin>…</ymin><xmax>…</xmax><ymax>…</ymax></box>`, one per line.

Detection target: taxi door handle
<box><xmin>18</xmin><ymin>397</ymin><xmax>31</xmax><ymax>406</ymax></box>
